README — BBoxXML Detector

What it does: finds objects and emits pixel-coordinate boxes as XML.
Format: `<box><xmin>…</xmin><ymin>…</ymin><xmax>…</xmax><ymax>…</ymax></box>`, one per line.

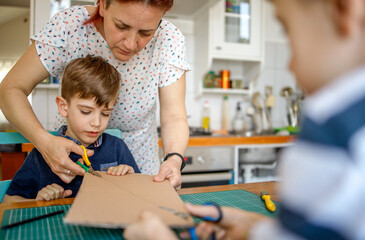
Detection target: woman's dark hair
<box><xmin>84</xmin><ymin>0</ymin><xmax>173</xmax><ymax>26</ymax></box>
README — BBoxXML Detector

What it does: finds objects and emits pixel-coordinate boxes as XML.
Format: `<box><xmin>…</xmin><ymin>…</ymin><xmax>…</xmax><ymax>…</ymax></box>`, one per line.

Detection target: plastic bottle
<box><xmin>232</xmin><ymin>102</ymin><xmax>245</xmax><ymax>134</ymax></box>
<box><xmin>221</xmin><ymin>95</ymin><xmax>230</xmax><ymax>132</ymax></box>
<box><xmin>202</xmin><ymin>101</ymin><xmax>211</xmax><ymax>133</ymax></box>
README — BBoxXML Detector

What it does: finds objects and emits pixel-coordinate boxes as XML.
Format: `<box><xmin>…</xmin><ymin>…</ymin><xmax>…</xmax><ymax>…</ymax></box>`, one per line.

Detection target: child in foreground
<box><xmin>4</xmin><ymin>55</ymin><xmax>140</xmax><ymax>203</ymax></box>
<box><xmin>124</xmin><ymin>0</ymin><xmax>365</xmax><ymax>239</ymax></box>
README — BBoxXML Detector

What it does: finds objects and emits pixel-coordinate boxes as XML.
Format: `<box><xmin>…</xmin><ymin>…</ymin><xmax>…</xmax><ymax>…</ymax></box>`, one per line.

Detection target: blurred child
<box><xmin>124</xmin><ymin>0</ymin><xmax>365</xmax><ymax>239</ymax></box>
<box><xmin>4</xmin><ymin>55</ymin><xmax>140</xmax><ymax>203</ymax></box>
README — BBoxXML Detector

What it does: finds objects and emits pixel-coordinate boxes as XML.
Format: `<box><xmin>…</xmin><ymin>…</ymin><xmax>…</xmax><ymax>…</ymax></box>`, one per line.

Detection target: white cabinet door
<box><xmin>210</xmin><ymin>0</ymin><xmax>262</xmax><ymax>61</ymax></box>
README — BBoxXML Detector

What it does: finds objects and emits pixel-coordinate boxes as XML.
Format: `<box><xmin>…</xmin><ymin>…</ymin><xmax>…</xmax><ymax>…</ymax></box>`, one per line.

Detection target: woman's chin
<box><xmin>113</xmin><ymin>50</ymin><xmax>134</xmax><ymax>62</ymax></box>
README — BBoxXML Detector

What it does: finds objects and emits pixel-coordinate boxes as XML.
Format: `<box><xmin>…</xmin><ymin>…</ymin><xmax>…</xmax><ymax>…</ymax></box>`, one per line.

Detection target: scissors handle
<box><xmin>199</xmin><ymin>202</ymin><xmax>222</xmax><ymax>222</ymax></box>
<box><xmin>189</xmin><ymin>202</ymin><xmax>222</xmax><ymax>240</ymax></box>
<box><xmin>189</xmin><ymin>228</ymin><xmax>216</xmax><ymax>240</ymax></box>
<box><xmin>76</xmin><ymin>161</ymin><xmax>89</xmax><ymax>172</ymax></box>
<box><xmin>80</xmin><ymin>145</ymin><xmax>91</xmax><ymax>166</ymax></box>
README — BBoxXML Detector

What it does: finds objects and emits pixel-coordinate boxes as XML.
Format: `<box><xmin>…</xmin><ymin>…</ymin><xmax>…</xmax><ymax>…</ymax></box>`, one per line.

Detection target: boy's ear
<box><xmin>56</xmin><ymin>96</ymin><xmax>69</xmax><ymax>117</ymax></box>
<box><xmin>331</xmin><ymin>0</ymin><xmax>364</xmax><ymax>36</ymax></box>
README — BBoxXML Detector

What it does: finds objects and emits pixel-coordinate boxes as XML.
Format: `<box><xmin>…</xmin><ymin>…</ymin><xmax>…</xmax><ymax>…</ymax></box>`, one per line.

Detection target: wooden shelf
<box><xmin>202</xmin><ymin>88</ymin><xmax>250</xmax><ymax>95</ymax></box>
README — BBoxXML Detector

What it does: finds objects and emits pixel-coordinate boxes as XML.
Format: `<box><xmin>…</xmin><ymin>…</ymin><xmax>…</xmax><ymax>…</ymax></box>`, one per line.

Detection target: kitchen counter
<box><xmin>159</xmin><ymin>135</ymin><xmax>295</xmax><ymax>147</ymax></box>
<box><xmin>22</xmin><ymin>135</ymin><xmax>295</xmax><ymax>152</ymax></box>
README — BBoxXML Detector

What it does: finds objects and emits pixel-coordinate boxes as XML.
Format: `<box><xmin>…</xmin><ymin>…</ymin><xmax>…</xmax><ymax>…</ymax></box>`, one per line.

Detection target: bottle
<box><xmin>202</xmin><ymin>101</ymin><xmax>211</xmax><ymax>133</ymax></box>
<box><xmin>203</xmin><ymin>71</ymin><xmax>215</xmax><ymax>88</ymax></box>
<box><xmin>232</xmin><ymin>102</ymin><xmax>245</xmax><ymax>134</ymax></box>
<box><xmin>221</xmin><ymin>95</ymin><xmax>230</xmax><ymax>132</ymax></box>
<box><xmin>221</xmin><ymin>70</ymin><xmax>230</xmax><ymax>89</ymax></box>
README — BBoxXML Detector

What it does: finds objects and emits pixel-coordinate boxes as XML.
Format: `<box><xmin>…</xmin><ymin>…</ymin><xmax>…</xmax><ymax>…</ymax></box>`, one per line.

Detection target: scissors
<box><xmin>76</xmin><ymin>145</ymin><xmax>102</xmax><ymax>178</ymax></box>
<box><xmin>159</xmin><ymin>202</ymin><xmax>222</xmax><ymax>240</ymax></box>
<box><xmin>188</xmin><ymin>202</ymin><xmax>222</xmax><ymax>240</ymax></box>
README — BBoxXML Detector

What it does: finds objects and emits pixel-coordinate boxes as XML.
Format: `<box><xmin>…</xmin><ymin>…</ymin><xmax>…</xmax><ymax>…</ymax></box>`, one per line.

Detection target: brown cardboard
<box><xmin>64</xmin><ymin>172</ymin><xmax>195</xmax><ymax>228</ymax></box>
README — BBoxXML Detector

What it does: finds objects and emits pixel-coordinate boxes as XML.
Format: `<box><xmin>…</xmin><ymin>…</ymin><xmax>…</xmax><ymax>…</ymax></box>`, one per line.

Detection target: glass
<box><xmin>225</xmin><ymin>0</ymin><xmax>251</xmax><ymax>44</ymax></box>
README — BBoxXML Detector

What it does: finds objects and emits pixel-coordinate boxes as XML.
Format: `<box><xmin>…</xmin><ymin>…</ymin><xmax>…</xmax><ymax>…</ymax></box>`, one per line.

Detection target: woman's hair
<box><xmin>85</xmin><ymin>0</ymin><xmax>173</xmax><ymax>25</ymax></box>
<box><xmin>61</xmin><ymin>55</ymin><xmax>121</xmax><ymax>106</ymax></box>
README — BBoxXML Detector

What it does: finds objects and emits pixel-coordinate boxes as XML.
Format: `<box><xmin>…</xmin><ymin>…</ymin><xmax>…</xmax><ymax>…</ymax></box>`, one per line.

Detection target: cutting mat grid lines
<box><xmin>180</xmin><ymin>190</ymin><xmax>279</xmax><ymax>220</ymax></box>
<box><xmin>0</xmin><ymin>190</ymin><xmax>279</xmax><ymax>240</ymax></box>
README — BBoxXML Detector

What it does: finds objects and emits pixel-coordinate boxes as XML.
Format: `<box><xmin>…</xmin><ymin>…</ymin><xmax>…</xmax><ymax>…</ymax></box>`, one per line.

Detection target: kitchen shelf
<box><xmin>35</xmin><ymin>83</ymin><xmax>60</xmax><ymax>89</ymax></box>
<box><xmin>202</xmin><ymin>88</ymin><xmax>250</xmax><ymax>95</ymax></box>
<box><xmin>224</xmin><ymin>12</ymin><xmax>243</xmax><ymax>18</ymax></box>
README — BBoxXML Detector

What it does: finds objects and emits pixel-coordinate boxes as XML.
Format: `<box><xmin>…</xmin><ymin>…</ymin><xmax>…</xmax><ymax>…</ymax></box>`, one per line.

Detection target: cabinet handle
<box><xmin>216</xmin><ymin>46</ymin><xmax>222</xmax><ymax>50</ymax></box>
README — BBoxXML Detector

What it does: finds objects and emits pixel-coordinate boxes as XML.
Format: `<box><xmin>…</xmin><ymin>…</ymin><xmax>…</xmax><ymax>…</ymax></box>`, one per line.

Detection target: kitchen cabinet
<box><xmin>194</xmin><ymin>0</ymin><xmax>264</xmax><ymax>97</ymax></box>
<box><xmin>211</xmin><ymin>0</ymin><xmax>262</xmax><ymax>60</ymax></box>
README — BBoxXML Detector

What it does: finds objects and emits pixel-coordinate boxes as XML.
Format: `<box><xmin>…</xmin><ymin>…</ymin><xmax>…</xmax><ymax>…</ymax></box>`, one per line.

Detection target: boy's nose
<box><xmin>91</xmin><ymin>115</ymin><xmax>101</xmax><ymax>127</ymax></box>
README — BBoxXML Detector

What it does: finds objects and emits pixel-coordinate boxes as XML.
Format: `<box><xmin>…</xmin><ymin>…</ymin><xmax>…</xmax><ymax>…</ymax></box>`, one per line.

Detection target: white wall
<box><xmin>0</xmin><ymin>12</ymin><xmax>30</xmax><ymax>124</ymax></box>
<box><xmin>0</xmin><ymin>12</ymin><xmax>30</xmax><ymax>60</ymax></box>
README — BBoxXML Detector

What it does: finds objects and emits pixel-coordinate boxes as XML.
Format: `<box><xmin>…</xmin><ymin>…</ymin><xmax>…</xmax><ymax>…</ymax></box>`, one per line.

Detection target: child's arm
<box><xmin>3</xmin><ymin>184</ymin><xmax>72</xmax><ymax>203</ymax></box>
<box><xmin>2</xmin><ymin>194</ymin><xmax>34</xmax><ymax>203</ymax></box>
<box><xmin>107</xmin><ymin>164</ymin><xmax>135</xmax><ymax>176</ymax></box>
<box><xmin>36</xmin><ymin>184</ymin><xmax>72</xmax><ymax>201</ymax></box>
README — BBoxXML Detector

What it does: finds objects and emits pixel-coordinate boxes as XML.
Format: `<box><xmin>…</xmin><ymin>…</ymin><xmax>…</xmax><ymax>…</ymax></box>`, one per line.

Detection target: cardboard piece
<box><xmin>64</xmin><ymin>172</ymin><xmax>195</xmax><ymax>228</ymax></box>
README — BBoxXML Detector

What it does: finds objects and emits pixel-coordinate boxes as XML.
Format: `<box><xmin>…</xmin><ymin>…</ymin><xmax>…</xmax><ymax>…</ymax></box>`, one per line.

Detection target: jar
<box><xmin>231</xmin><ymin>79</ymin><xmax>243</xmax><ymax>89</ymax></box>
<box><xmin>204</xmin><ymin>71</ymin><xmax>215</xmax><ymax>88</ymax></box>
<box><xmin>221</xmin><ymin>70</ymin><xmax>230</xmax><ymax>89</ymax></box>
<box><xmin>214</xmin><ymin>76</ymin><xmax>222</xmax><ymax>88</ymax></box>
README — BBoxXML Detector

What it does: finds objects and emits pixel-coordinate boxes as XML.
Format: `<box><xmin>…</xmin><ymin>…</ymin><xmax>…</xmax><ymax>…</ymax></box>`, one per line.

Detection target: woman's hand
<box><xmin>37</xmin><ymin>134</ymin><xmax>93</xmax><ymax>183</ymax></box>
<box><xmin>107</xmin><ymin>164</ymin><xmax>135</xmax><ymax>176</ymax></box>
<box><xmin>153</xmin><ymin>155</ymin><xmax>182</xmax><ymax>190</ymax></box>
<box><xmin>181</xmin><ymin>203</ymin><xmax>271</xmax><ymax>240</ymax></box>
<box><xmin>36</xmin><ymin>183</ymin><xmax>72</xmax><ymax>201</ymax></box>
<box><xmin>124</xmin><ymin>211</ymin><xmax>178</xmax><ymax>240</ymax></box>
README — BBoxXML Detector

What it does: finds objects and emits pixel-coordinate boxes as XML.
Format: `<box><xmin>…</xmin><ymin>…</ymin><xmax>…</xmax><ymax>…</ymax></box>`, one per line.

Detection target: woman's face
<box><xmin>99</xmin><ymin>0</ymin><xmax>164</xmax><ymax>62</ymax></box>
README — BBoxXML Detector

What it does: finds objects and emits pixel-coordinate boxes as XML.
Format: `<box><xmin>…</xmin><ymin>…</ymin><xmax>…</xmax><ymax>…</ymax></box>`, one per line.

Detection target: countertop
<box><xmin>21</xmin><ymin>135</ymin><xmax>295</xmax><ymax>152</ymax></box>
<box><xmin>159</xmin><ymin>135</ymin><xmax>295</xmax><ymax>147</ymax></box>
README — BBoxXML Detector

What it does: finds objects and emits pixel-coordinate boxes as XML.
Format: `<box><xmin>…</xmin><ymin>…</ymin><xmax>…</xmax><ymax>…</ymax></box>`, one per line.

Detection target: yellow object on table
<box><xmin>260</xmin><ymin>190</ymin><xmax>276</xmax><ymax>212</ymax></box>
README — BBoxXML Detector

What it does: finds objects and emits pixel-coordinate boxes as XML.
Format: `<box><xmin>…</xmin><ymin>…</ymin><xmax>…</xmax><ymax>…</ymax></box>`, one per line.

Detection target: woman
<box><xmin>0</xmin><ymin>0</ymin><xmax>189</xmax><ymax>189</ymax></box>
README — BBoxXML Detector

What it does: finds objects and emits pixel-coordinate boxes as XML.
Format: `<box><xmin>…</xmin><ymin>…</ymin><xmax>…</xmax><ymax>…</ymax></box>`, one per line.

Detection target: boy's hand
<box><xmin>107</xmin><ymin>164</ymin><xmax>135</xmax><ymax>176</ymax></box>
<box><xmin>36</xmin><ymin>183</ymin><xmax>72</xmax><ymax>201</ymax></box>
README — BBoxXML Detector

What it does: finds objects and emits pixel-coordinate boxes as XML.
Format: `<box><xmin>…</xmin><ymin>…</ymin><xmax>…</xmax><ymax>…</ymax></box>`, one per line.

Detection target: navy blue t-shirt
<box><xmin>6</xmin><ymin>126</ymin><xmax>140</xmax><ymax>199</ymax></box>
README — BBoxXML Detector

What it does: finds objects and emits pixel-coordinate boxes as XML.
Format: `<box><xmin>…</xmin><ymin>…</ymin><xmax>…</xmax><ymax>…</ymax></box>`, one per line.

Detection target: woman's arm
<box><xmin>0</xmin><ymin>42</ymin><xmax>86</xmax><ymax>182</ymax></box>
<box><xmin>153</xmin><ymin>72</ymin><xmax>189</xmax><ymax>189</ymax></box>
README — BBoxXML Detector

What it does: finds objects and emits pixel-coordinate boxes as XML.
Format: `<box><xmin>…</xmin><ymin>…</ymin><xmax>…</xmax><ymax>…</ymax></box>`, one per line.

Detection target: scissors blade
<box><xmin>88</xmin><ymin>166</ymin><xmax>102</xmax><ymax>178</ymax></box>
<box><xmin>159</xmin><ymin>206</ymin><xmax>190</xmax><ymax>220</ymax></box>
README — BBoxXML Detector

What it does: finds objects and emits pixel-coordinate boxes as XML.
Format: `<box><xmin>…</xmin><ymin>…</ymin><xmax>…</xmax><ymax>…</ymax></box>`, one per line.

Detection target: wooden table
<box><xmin>0</xmin><ymin>181</ymin><xmax>278</xmax><ymax>224</ymax></box>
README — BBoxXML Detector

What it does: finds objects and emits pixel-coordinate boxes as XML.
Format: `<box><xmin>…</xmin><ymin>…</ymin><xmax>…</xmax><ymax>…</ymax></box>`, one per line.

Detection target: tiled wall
<box><xmin>256</xmin><ymin>42</ymin><xmax>297</xmax><ymax>128</ymax></box>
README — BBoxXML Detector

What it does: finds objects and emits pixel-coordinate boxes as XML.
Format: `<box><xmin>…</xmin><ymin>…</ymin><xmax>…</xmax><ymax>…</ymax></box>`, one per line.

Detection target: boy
<box><xmin>4</xmin><ymin>55</ymin><xmax>140</xmax><ymax>203</ymax></box>
<box><xmin>124</xmin><ymin>0</ymin><xmax>365</xmax><ymax>239</ymax></box>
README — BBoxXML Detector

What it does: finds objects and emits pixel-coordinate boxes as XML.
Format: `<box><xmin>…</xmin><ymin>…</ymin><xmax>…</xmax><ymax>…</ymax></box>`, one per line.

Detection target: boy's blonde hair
<box><xmin>61</xmin><ymin>55</ymin><xmax>120</xmax><ymax>106</ymax></box>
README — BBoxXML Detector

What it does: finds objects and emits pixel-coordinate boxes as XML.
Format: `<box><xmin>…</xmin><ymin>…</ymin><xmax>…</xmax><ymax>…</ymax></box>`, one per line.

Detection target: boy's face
<box><xmin>272</xmin><ymin>0</ymin><xmax>350</xmax><ymax>95</ymax></box>
<box><xmin>58</xmin><ymin>96</ymin><xmax>115</xmax><ymax>146</ymax></box>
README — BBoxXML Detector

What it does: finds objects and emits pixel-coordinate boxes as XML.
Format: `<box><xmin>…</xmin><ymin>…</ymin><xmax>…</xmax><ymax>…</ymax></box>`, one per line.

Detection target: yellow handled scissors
<box><xmin>76</xmin><ymin>145</ymin><xmax>101</xmax><ymax>178</ymax></box>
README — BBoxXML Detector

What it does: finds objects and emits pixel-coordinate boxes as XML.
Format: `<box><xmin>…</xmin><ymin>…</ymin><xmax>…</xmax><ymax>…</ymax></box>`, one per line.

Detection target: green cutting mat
<box><xmin>0</xmin><ymin>190</ymin><xmax>279</xmax><ymax>240</ymax></box>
